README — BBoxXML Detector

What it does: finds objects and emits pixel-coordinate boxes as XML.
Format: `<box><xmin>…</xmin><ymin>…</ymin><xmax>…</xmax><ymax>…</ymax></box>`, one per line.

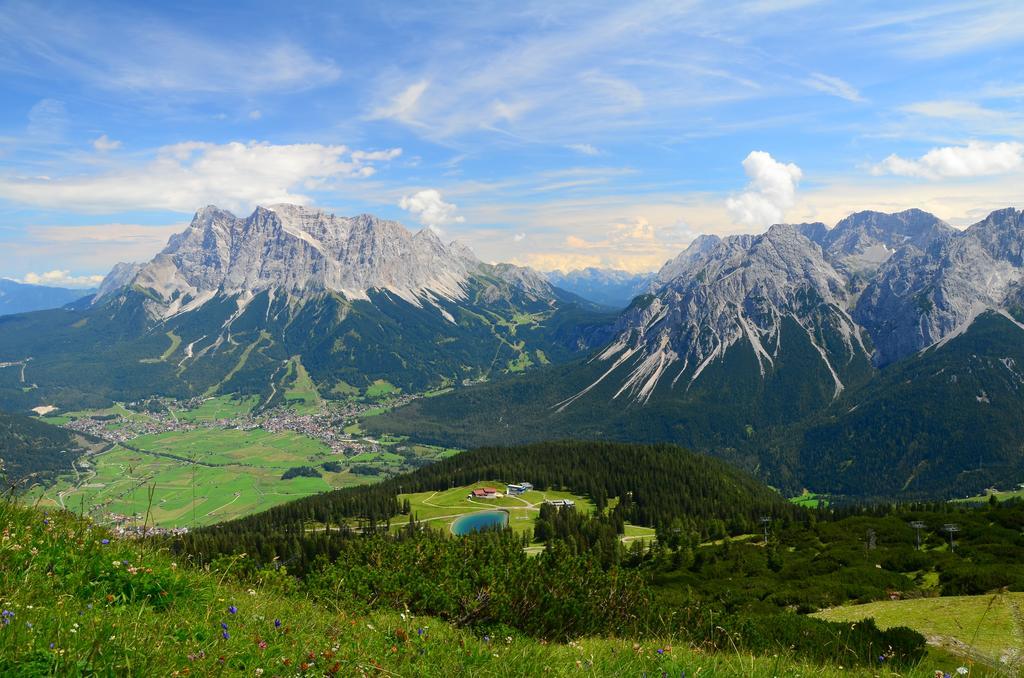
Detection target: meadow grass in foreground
<box><xmin>0</xmin><ymin>500</ymin><xmax>989</xmax><ymax>676</ymax></box>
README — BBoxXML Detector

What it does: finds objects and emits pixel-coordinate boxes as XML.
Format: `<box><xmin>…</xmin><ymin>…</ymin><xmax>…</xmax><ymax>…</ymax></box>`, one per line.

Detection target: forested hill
<box><xmin>179</xmin><ymin>441</ymin><xmax>798</xmax><ymax>564</ymax></box>
<box><xmin>0</xmin><ymin>411</ymin><xmax>92</xmax><ymax>486</ymax></box>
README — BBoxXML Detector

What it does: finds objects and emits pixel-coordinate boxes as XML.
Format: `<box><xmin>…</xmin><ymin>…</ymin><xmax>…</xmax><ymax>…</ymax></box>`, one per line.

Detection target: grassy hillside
<box><xmin>815</xmin><ymin>594</ymin><xmax>1023</xmax><ymax>670</ymax></box>
<box><xmin>0</xmin><ymin>501</ymin><xmax>961</xmax><ymax>676</ymax></box>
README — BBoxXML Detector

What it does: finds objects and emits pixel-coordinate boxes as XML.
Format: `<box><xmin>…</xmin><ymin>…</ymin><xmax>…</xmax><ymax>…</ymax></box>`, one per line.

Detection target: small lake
<box><xmin>451</xmin><ymin>510</ymin><xmax>509</xmax><ymax>536</ymax></box>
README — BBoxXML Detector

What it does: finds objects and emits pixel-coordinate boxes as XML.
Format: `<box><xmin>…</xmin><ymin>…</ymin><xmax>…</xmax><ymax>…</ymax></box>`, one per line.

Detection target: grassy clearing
<box><xmin>283</xmin><ymin>356</ymin><xmax>321</xmax><ymax>414</ymax></box>
<box><xmin>33</xmin><ymin>428</ymin><xmax>362</xmax><ymax>527</ymax></box>
<box><xmin>789</xmin><ymin>490</ymin><xmax>830</xmax><ymax>508</ymax></box>
<box><xmin>399</xmin><ymin>484</ymin><xmax>598</xmax><ymax>538</ymax></box>
<box><xmin>506</xmin><ymin>351</ymin><xmax>534</xmax><ymax>373</ymax></box>
<box><xmin>955</xmin><ymin>486</ymin><xmax>1024</xmax><ymax>503</ymax></box>
<box><xmin>0</xmin><ymin>502</ymin><xmax>980</xmax><ymax>677</ymax></box>
<box><xmin>814</xmin><ymin>593</ymin><xmax>1024</xmax><ymax>669</ymax></box>
<box><xmin>365</xmin><ymin>379</ymin><xmax>400</xmax><ymax>399</ymax></box>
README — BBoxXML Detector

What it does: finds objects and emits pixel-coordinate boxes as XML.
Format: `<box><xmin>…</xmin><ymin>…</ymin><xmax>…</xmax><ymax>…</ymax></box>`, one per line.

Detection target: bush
<box><xmin>280</xmin><ymin>466</ymin><xmax>321</xmax><ymax>480</ymax></box>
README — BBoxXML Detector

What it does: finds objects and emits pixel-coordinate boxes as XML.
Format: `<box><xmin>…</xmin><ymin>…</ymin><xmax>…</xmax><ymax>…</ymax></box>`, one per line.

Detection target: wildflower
<box><xmin>957</xmin><ymin>669</ymin><xmax>969</xmax><ymax>676</ymax></box>
<box><xmin>221</xmin><ymin>622</ymin><xmax>229</xmax><ymax>631</ymax></box>
<box><xmin>657</xmin><ymin>649</ymin><xmax>664</xmax><ymax>655</ymax></box>
<box><xmin>228</xmin><ymin>605</ymin><xmax>238</xmax><ymax>615</ymax></box>
<box><xmin>483</xmin><ymin>635</ymin><xmax>491</xmax><ymax>644</ymax></box>
<box><xmin>258</xmin><ymin>640</ymin><xmax>267</xmax><ymax>650</ymax></box>
<box><xmin>248</xmin><ymin>589</ymin><xmax>257</xmax><ymax>596</ymax></box>
<box><xmin>417</xmin><ymin>628</ymin><xmax>425</xmax><ymax>636</ymax></box>
<box><xmin>274</xmin><ymin>619</ymin><xmax>281</xmax><ymax>628</ymax></box>
<box><xmin>255</xmin><ymin>670</ymin><xmax>264</xmax><ymax>676</ymax></box>
<box><xmin>101</xmin><ymin>539</ymin><xmax>110</xmax><ymax>545</ymax></box>
<box><xmin>25</xmin><ymin>622</ymin><xmax>32</xmax><ymax>629</ymax></box>
<box><xmin>222</xmin><ymin>630</ymin><xmax>230</xmax><ymax>640</ymax></box>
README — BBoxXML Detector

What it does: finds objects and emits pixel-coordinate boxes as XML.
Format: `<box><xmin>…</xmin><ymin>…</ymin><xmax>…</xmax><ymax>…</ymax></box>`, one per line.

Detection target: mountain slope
<box><xmin>788</xmin><ymin>310</ymin><xmax>1024</xmax><ymax>497</ymax></box>
<box><xmin>0</xmin><ymin>411</ymin><xmax>94</xmax><ymax>486</ymax></box>
<box><xmin>0</xmin><ymin>279</ymin><xmax>94</xmax><ymax>316</ymax></box>
<box><xmin>0</xmin><ymin>205</ymin><xmax>612</xmax><ymax>412</ymax></box>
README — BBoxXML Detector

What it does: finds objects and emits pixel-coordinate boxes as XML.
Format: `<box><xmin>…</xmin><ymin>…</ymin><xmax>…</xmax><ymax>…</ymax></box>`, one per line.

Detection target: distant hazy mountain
<box><xmin>0</xmin><ymin>204</ymin><xmax>612</xmax><ymax>413</ymax></box>
<box><xmin>0</xmin><ymin>279</ymin><xmax>94</xmax><ymax>316</ymax></box>
<box><xmin>546</xmin><ymin>268</ymin><xmax>654</xmax><ymax>308</ymax></box>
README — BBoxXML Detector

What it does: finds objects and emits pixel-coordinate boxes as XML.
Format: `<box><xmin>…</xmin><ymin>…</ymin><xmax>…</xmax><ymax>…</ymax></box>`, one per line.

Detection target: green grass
<box><xmin>175</xmin><ymin>395</ymin><xmax>259</xmax><ymax>422</ymax></box>
<box><xmin>955</xmin><ymin>486</ymin><xmax>1024</xmax><ymax>503</ymax></box>
<box><xmin>140</xmin><ymin>331</ymin><xmax>182</xmax><ymax>363</ymax></box>
<box><xmin>814</xmin><ymin>593</ymin><xmax>1024</xmax><ymax>669</ymax></box>
<box><xmin>399</xmin><ymin>484</ymin><xmax>600</xmax><ymax>539</ymax></box>
<box><xmin>789</xmin><ymin>490</ymin><xmax>830</xmax><ymax>508</ymax></box>
<box><xmin>506</xmin><ymin>351</ymin><xmax>534</xmax><ymax>373</ymax></box>
<box><xmin>0</xmin><ymin>502</ymin><xmax>984</xmax><ymax>677</ymax></box>
<box><xmin>283</xmin><ymin>356</ymin><xmax>322</xmax><ymax>414</ymax></box>
<box><xmin>34</xmin><ymin>428</ymin><xmax>364</xmax><ymax>527</ymax></box>
<box><xmin>365</xmin><ymin>379</ymin><xmax>400</xmax><ymax>399</ymax></box>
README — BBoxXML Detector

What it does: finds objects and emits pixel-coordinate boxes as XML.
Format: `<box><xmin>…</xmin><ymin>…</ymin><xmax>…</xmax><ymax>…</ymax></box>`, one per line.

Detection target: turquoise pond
<box><xmin>451</xmin><ymin>510</ymin><xmax>509</xmax><ymax>535</ymax></box>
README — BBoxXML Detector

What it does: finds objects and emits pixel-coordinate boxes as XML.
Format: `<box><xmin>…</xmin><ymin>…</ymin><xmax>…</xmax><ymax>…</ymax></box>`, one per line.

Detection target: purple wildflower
<box><xmin>274</xmin><ymin>619</ymin><xmax>281</xmax><ymax>628</ymax></box>
<box><xmin>222</xmin><ymin>630</ymin><xmax>230</xmax><ymax>640</ymax></box>
<box><xmin>221</xmin><ymin>622</ymin><xmax>228</xmax><ymax>630</ymax></box>
<box><xmin>228</xmin><ymin>605</ymin><xmax>238</xmax><ymax>615</ymax></box>
<box><xmin>101</xmin><ymin>539</ymin><xmax>109</xmax><ymax>545</ymax></box>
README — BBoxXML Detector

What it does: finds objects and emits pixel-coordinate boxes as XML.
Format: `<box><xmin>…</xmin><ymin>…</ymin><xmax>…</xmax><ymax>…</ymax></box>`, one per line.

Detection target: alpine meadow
<box><xmin>1</xmin><ymin>2</ymin><xmax>1024</xmax><ymax>676</ymax></box>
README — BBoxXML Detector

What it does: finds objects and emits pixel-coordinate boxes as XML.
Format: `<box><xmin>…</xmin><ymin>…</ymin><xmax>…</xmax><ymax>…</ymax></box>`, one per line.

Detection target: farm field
<box><xmin>173</xmin><ymin>395</ymin><xmax>259</xmax><ymax>421</ymax></box>
<box><xmin>283</xmin><ymin>357</ymin><xmax>321</xmax><ymax>414</ymax></box>
<box><xmin>813</xmin><ymin>592</ymin><xmax>1024</xmax><ymax>669</ymax></box>
<box><xmin>34</xmin><ymin>428</ymin><xmax>372</xmax><ymax>528</ymax></box>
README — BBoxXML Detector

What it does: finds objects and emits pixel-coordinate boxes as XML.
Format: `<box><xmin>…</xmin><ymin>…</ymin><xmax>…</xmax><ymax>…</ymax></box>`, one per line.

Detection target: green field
<box><xmin>955</xmin><ymin>486</ymin><xmax>1024</xmax><ymax>503</ymax></box>
<box><xmin>814</xmin><ymin>593</ymin><xmax>1024</xmax><ymax>668</ymax></box>
<box><xmin>35</xmin><ymin>428</ymin><xmax>370</xmax><ymax>527</ymax></box>
<box><xmin>365</xmin><ymin>379</ymin><xmax>400</xmax><ymax>399</ymax></box>
<box><xmin>283</xmin><ymin>356</ymin><xmax>322</xmax><ymax>414</ymax></box>
<box><xmin>790</xmin><ymin>489</ymin><xmax>830</xmax><ymax>508</ymax></box>
<box><xmin>174</xmin><ymin>394</ymin><xmax>259</xmax><ymax>422</ymax></box>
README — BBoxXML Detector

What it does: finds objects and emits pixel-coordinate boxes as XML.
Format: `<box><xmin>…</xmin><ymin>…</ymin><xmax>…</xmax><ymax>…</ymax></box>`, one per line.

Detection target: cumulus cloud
<box><xmin>22</xmin><ymin>270</ymin><xmax>104</xmax><ymax>288</ymax></box>
<box><xmin>725</xmin><ymin>151</ymin><xmax>803</xmax><ymax>227</ymax></box>
<box><xmin>399</xmin><ymin>189</ymin><xmax>465</xmax><ymax>231</ymax></box>
<box><xmin>513</xmin><ymin>232</ymin><xmax>526</xmax><ymax>242</ymax></box>
<box><xmin>0</xmin><ymin>141</ymin><xmax>401</xmax><ymax>213</ymax></box>
<box><xmin>92</xmin><ymin>134</ymin><xmax>122</xmax><ymax>151</ymax></box>
<box><xmin>872</xmin><ymin>141</ymin><xmax>1024</xmax><ymax>179</ymax></box>
<box><xmin>804</xmin><ymin>73</ymin><xmax>863</xmax><ymax>102</ymax></box>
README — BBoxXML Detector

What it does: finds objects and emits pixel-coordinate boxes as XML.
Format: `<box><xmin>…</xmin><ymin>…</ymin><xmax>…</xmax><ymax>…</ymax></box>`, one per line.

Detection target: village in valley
<box><xmin>32</xmin><ymin>390</ymin><xmax>459</xmax><ymax>534</ymax></box>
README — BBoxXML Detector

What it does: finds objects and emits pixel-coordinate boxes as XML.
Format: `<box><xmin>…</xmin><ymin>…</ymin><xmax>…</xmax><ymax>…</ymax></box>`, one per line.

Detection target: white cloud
<box><xmin>398</xmin><ymin>189</ymin><xmax>465</xmax><ymax>231</ymax></box>
<box><xmin>248</xmin><ymin>110</ymin><xmax>262</xmax><ymax>120</ymax></box>
<box><xmin>513</xmin><ymin>232</ymin><xmax>526</xmax><ymax>242</ymax></box>
<box><xmin>566</xmin><ymin>143</ymin><xmax>601</xmax><ymax>156</ymax></box>
<box><xmin>26</xmin><ymin>99</ymin><xmax>67</xmax><ymax>139</ymax></box>
<box><xmin>804</xmin><ymin>73</ymin><xmax>863</xmax><ymax>102</ymax></box>
<box><xmin>0</xmin><ymin>6</ymin><xmax>341</xmax><ymax>96</ymax></box>
<box><xmin>873</xmin><ymin>141</ymin><xmax>1024</xmax><ymax>179</ymax></box>
<box><xmin>725</xmin><ymin>151</ymin><xmax>803</xmax><ymax>227</ymax></box>
<box><xmin>22</xmin><ymin>270</ymin><xmax>104</xmax><ymax>288</ymax></box>
<box><xmin>0</xmin><ymin>141</ymin><xmax>401</xmax><ymax>213</ymax></box>
<box><xmin>92</xmin><ymin>134</ymin><xmax>122</xmax><ymax>151</ymax></box>
<box><xmin>370</xmin><ymin>80</ymin><xmax>430</xmax><ymax>124</ymax></box>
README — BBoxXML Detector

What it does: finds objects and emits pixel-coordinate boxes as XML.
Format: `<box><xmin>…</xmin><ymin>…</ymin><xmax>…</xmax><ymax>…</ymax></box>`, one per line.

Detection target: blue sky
<box><xmin>2</xmin><ymin>0</ymin><xmax>1024</xmax><ymax>285</ymax></box>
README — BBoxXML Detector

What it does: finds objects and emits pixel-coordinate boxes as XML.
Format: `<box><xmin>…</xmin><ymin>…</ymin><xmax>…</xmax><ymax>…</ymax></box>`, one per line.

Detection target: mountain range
<box><xmin>0</xmin><ymin>279</ymin><xmax>94</xmax><ymax>316</ymax></box>
<box><xmin>3</xmin><ymin>203</ymin><xmax>1024</xmax><ymax>498</ymax></box>
<box><xmin>545</xmin><ymin>268</ymin><xmax>654</xmax><ymax>308</ymax></box>
<box><xmin>371</xmin><ymin>207</ymin><xmax>1024</xmax><ymax>498</ymax></box>
<box><xmin>0</xmin><ymin>204</ymin><xmax>611</xmax><ymax>412</ymax></box>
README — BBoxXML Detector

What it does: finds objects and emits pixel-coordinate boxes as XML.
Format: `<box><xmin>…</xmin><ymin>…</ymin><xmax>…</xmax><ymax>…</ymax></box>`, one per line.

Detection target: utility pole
<box><xmin>760</xmin><ymin>516</ymin><xmax>771</xmax><ymax>545</ymax></box>
<box><xmin>909</xmin><ymin>521</ymin><xmax>926</xmax><ymax>551</ymax></box>
<box><xmin>942</xmin><ymin>523</ymin><xmax>960</xmax><ymax>552</ymax></box>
